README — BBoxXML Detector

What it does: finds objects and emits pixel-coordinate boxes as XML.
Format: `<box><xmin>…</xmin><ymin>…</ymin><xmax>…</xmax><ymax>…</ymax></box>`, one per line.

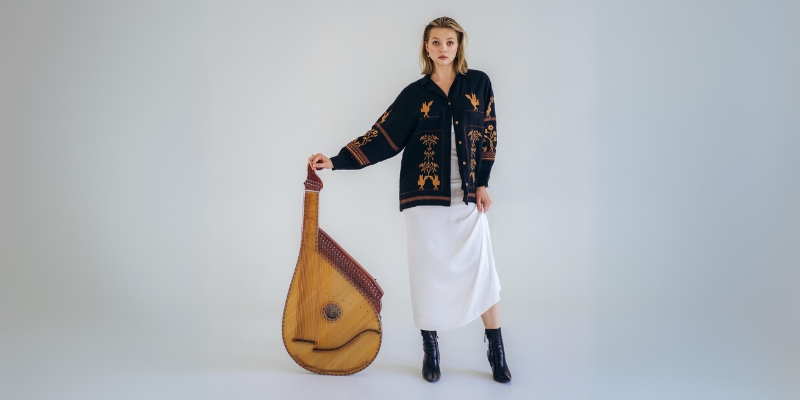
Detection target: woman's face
<box><xmin>425</xmin><ymin>27</ymin><xmax>458</xmax><ymax>69</ymax></box>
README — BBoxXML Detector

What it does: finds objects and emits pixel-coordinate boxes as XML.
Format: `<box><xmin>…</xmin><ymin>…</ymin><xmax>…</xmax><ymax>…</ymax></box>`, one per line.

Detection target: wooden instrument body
<box><xmin>282</xmin><ymin>167</ymin><xmax>383</xmax><ymax>375</ymax></box>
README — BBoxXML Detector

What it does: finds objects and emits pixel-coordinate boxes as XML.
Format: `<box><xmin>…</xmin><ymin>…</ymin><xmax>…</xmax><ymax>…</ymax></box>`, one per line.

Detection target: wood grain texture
<box><xmin>281</xmin><ymin>168</ymin><xmax>382</xmax><ymax>375</ymax></box>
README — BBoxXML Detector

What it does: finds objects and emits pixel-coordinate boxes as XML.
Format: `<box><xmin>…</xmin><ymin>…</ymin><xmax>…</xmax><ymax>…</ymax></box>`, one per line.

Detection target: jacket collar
<box><xmin>419</xmin><ymin>70</ymin><xmax>467</xmax><ymax>87</ymax></box>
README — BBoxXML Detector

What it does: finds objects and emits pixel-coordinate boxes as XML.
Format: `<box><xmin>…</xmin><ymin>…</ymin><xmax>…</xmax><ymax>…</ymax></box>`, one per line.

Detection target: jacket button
<box><xmin>458</xmin><ymin>141</ymin><xmax>462</xmax><ymax>144</ymax></box>
<box><xmin>448</xmin><ymin>102</ymin><xmax>451</xmax><ymax>105</ymax></box>
<box><xmin>455</xmin><ymin>121</ymin><xmax>459</xmax><ymax>125</ymax></box>
<box><xmin>462</xmin><ymin>161</ymin><xmax>466</xmax><ymax>165</ymax></box>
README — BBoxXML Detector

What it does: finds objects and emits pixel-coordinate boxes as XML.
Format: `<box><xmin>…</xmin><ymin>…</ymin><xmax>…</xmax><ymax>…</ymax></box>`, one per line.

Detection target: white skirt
<box><xmin>402</xmin><ymin>130</ymin><xmax>501</xmax><ymax>331</ymax></box>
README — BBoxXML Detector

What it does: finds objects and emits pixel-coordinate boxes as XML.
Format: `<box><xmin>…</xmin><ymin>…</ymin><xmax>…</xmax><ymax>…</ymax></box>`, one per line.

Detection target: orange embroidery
<box><xmin>352</xmin><ymin>129</ymin><xmax>378</xmax><ymax>146</ymax></box>
<box><xmin>420</xmin><ymin>101</ymin><xmax>433</xmax><ymax>118</ymax></box>
<box><xmin>468</xmin><ymin>129</ymin><xmax>482</xmax><ymax>183</ymax></box>
<box><xmin>418</xmin><ymin>134</ymin><xmax>440</xmax><ymax>190</ymax></box>
<box><xmin>465</xmin><ymin>93</ymin><xmax>479</xmax><ymax>111</ymax></box>
<box><xmin>482</xmin><ymin>124</ymin><xmax>497</xmax><ymax>160</ymax></box>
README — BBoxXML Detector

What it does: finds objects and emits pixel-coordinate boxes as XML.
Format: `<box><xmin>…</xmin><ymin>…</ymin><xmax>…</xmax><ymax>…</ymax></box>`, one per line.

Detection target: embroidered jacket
<box><xmin>330</xmin><ymin>69</ymin><xmax>498</xmax><ymax>211</ymax></box>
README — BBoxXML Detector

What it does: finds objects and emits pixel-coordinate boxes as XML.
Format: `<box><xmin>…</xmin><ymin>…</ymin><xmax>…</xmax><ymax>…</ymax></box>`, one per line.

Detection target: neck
<box><xmin>431</xmin><ymin>65</ymin><xmax>456</xmax><ymax>81</ymax></box>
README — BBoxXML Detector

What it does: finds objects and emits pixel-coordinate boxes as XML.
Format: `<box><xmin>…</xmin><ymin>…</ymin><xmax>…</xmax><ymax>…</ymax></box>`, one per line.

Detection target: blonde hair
<box><xmin>419</xmin><ymin>17</ymin><xmax>468</xmax><ymax>75</ymax></box>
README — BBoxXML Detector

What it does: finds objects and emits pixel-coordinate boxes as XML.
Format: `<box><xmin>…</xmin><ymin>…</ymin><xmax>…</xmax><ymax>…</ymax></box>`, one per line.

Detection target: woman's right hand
<box><xmin>308</xmin><ymin>153</ymin><xmax>333</xmax><ymax>170</ymax></box>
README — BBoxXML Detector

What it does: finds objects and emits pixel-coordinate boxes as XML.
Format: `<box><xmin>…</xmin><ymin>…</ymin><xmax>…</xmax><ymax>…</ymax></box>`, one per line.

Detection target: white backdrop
<box><xmin>2</xmin><ymin>1</ymin><xmax>797</xmax><ymax>399</ymax></box>
<box><xmin>209</xmin><ymin>1</ymin><xmax>593</xmax><ymax>398</ymax></box>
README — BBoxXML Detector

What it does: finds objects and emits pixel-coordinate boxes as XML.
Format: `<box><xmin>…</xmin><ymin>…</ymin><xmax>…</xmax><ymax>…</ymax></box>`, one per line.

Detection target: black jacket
<box><xmin>330</xmin><ymin>69</ymin><xmax>498</xmax><ymax>211</ymax></box>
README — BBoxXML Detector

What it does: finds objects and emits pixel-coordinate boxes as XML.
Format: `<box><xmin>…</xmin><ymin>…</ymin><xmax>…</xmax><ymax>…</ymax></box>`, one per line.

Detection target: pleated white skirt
<box><xmin>402</xmin><ymin>129</ymin><xmax>501</xmax><ymax>331</ymax></box>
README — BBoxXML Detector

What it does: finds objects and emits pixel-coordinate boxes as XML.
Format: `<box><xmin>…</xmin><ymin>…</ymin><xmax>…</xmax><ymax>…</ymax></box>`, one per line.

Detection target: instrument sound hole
<box><xmin>322</xmin><ymin>303</ymin><xmax>341</xmax><ymax>322</ymax></box>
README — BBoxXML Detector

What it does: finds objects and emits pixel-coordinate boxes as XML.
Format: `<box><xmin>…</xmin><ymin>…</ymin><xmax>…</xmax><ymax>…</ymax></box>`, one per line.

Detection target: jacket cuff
<box><xmin>476</xmin><ymin>161</ymin><xmax>493</xmax><ymax>187</ymax></box>
<box><xmin>330</xmin><ymin>153</ymin><xmax>356</xmax><ymax>170</ymax></box>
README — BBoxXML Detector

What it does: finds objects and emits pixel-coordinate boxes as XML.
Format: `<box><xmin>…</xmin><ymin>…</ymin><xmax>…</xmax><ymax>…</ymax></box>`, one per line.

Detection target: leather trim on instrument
<box><xmin>317</xmin><ymin>229</ymin><xmax>384</xmax><ymax>313</ymax></box>
<box><xmin>304</xmin><ymin>164</ymin><xmax>324</xmax><ymax>191</ymax></box>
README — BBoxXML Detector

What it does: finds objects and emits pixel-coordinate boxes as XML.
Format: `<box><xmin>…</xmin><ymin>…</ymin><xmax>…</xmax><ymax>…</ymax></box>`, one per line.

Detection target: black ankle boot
<box><xmin>485</xmin><ymin>327</ymin><xmax>512</xmax><ymax>383</ymax></box>
<box><xmin>420</xmin><ymin>329</ymin><xmax>440</xmax><ymax>382</ymax></box>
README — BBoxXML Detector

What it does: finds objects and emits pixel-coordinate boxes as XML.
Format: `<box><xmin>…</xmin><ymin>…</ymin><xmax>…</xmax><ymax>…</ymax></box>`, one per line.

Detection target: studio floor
<box><xmin>210</xmin><ymin>311</ymin><xmax>593</xmax><ymax>400</ymax></box>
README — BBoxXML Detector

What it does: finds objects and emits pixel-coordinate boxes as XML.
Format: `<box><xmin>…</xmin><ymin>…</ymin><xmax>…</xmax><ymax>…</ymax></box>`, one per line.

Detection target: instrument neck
<box><xmin>302</xmin><ymin>165</ymin><xmax>323</xmax><ymax>236</ymax></box>
<box><xmin>302</xmin><ymin>189</ymin><xmax>320</xmax><ymax>237</ymax></box>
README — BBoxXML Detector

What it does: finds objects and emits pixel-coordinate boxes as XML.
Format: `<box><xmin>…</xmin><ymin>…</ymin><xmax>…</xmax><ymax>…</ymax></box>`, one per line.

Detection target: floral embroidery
<box><xmin>379</xmin><ymin>111</ymin><xmax>390</xmax><ymax>124</ymax></box>
<box><xmin>350</xmin><ymin>111</ymin><xmax>391</xmax><ymax>148</ymax></box>
<box><xmin>420</xmin><ymin>101</ymin><xmax>433</xmax><ymax>118</ymax></box>
<box><xmin>345</xmin><ymin>126</ymin><xmax>377</xmax><ymax>166</ymax></box>
<box><xmin>465</xmin><ymin>93</ymin><xmax>479</xmax><ymax>111</ymax></box>
<box><xmin>468</xmin><ymin>129</ymin><xmax>482</xmax><ymax>183</ymax></box>
<box><xmin>352</xmin><ymin>129</ymin><xmax>378</xmax><ymax>146</ymax></box>
<box><xmin>344</xmin><ymin>110</ymin><xmax>392</xmax><ymax>166</ymax></box>
<box><xmin>482</xmin><ymin>124</ymin><xmax>497</xmax><ymax>160</ymax></box>
<box><xmin>485</xmin><ymin>96</ymin><xmax>494</xmax><ymax>118</ymax></box>
<box><xmin>418</xmin><ymin>134</ymin><xmax>440</xmax><ymax>190</ymax></box>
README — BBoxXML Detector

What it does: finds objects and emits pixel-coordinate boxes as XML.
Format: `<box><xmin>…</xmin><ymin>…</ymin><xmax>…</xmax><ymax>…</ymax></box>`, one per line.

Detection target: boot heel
<box><xmin>485</xmin><ymin>327</ymin><xmax>512</xmax><ymax>383</ymax></box>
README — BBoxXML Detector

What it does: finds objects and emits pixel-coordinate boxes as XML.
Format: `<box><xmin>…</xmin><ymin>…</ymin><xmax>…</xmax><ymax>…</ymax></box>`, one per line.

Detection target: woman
<box><xmin>308</xmin><ymin>16</ymin><xmax>511</xmax><ymax>383</ymax></box>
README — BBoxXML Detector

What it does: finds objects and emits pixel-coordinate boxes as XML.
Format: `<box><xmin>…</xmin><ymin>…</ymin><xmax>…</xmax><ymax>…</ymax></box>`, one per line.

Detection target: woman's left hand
<box><xmin>476</xmin><ymin>186</ymin><xmax>492</xmax><ymax>213</ymax></box>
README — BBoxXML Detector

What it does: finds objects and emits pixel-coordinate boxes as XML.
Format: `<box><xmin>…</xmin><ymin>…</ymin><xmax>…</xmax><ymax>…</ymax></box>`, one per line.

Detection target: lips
<box><xmin>438</xmin><ymin>55</ymin><xmax>447</xmax><ymax>59</ymax></box>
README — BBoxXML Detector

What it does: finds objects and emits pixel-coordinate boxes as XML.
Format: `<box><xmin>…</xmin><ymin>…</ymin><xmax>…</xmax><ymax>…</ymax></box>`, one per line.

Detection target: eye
<box><xmin>448</xmin><ymin>41</ymin><xmax>455</xmax><ymax>45</ymax></box>
<box><xmin>432</xmin><ymin>41</ymin><xmax>439</xmax><ymax>45</ymax></box>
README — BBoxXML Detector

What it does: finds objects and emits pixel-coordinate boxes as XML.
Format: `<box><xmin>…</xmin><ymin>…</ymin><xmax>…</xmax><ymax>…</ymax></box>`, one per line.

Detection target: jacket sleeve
<box><xmin>330</xmin><ymin>88</ymin><xmax>416</xmax><ymax>170</ymax></box>
<box><xmin>476</xmin><ymin>76</ymin><xmax>497</xmax><ymax>187</ymax></box>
